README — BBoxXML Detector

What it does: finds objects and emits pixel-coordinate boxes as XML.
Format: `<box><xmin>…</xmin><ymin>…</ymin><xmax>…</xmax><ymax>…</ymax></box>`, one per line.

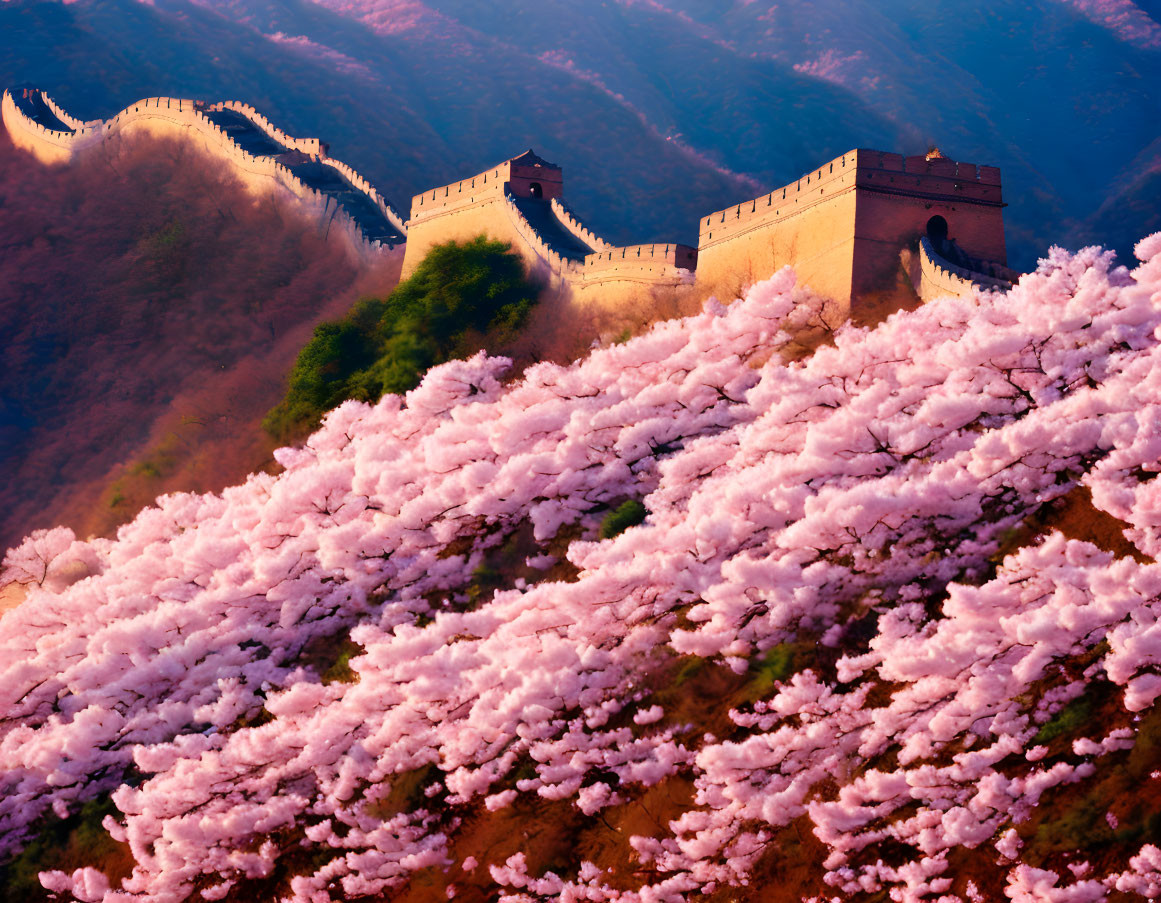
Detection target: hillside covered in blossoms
<box><xmin>4</xmin><ymin>233</ymin><xmax>1161</xmax><ymax>901</ymax></box>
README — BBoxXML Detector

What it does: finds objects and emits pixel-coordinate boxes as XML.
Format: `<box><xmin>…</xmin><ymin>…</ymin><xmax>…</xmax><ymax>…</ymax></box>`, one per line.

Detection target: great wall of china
<box><xmin>3</xmin><ymin>86</ymin><xmax>1015</xmax><ymax>321</ymax></box>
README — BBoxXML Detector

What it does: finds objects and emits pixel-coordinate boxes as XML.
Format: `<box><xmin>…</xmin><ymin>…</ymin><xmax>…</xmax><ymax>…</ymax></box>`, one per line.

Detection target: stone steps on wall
<box><xmin>11</xmin><ymin>88</ymin><xmax>70</xmax><ymax>133</ymax></box>
<box><xmin>202</xmin><ymin>109</ymin><xmax>287</xmax><ymax>157</ymax></box>
<box><xmin>200</xmin><ymin>109</ymin><xmax>405</xmax><ymax>246</ymax></box>
<box><xmin>508</xmin><ymin>196</ymin><xmax>594</xmax><ymax>261</ymax></box>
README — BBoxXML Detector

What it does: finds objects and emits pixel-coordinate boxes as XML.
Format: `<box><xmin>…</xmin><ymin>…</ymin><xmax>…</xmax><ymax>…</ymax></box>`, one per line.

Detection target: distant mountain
<box><xmin>2</xmin><ymin>0</ymin><xmax>1156</xmax><ymax>269</ymax></box>
<box><xmin>1068</xmin><ymin>136</ymin><xmax>1161</xmax><ymax>257</ymax></box>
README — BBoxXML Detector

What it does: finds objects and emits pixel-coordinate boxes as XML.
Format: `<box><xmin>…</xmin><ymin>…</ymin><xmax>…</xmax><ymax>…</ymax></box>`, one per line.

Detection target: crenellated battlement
<box><xmin>402</xmin><ymin>141</ymin><xmax>1012</xmax><ymax>318</ymax></box>
<box><xmin>502</xmin><ymin>190</ymin><xmax>581</xmax><ymax>278</ymax></box>
<box><xmin>408</xmin><ymin>149</ymin><xmax>564</xmax><ymax>232</ymax></box>
<box><xmin>915</xmin><ymin>236</ymin><xmax>1015</xmax><ymax>302</ymax></box>
<box><xmin>214</xmin><ymin>101</ymin><xmax>325</xmax><ymax>156</ymax></box>
<box><xmin>694</xmin><ymin>146</ymin><xmax>1009</xmax><ymax>322</ymax></box>
<box><xmin>401</xmin><ymin>149</ymin><xmax>691</xmax><ymax>310</ymax></box>
<box><xmin>583</xmin><ymin>243</ymin><xmax>696</xmax><ymax>275</ymax></box>
<box><xmin>320</xmin><ymin>155</ymin><xmax>408</xmax><ymax>235</ymax></box>
<box><xmin>409</xmin><ymin>166</ymin><xmax>507</xmax><ymax>226</ymax></box>
<box><xmin>551</xmin><ymin>197</ymin><xmax>610</xmax><ymax>252</ymax></box>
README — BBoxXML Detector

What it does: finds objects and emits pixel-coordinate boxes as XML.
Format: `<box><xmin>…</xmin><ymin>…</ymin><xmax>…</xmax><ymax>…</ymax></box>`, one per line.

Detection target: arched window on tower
<box><xmin>926</xmin><ymin>215</ymin><xmax>949</xmax><ymax>243</ymax></box>
<box><xmin>529</xmin><ymin>182</ymin><xmax>543</xmax><ymax>199</ymax></box>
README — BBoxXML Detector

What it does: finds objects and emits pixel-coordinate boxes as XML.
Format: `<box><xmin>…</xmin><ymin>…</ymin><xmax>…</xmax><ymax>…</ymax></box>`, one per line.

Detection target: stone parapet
<box><xmin>916</xmin><ymin>236</ymin><xmax>1012</xmax><ymax>302</ymax></box>
<box><xmin>699</xmin><ymin>148</ymin><xmax>1005</xmax><ymax>253</ymax></box>
<box><xmin>409</xmin><ymin>163</ymin><xmax>510</xmax><ymax>226</ymax></box>
<box><xmin>501</xmin><ymin>190</ymin><xmax>579</xmax><ymax>278</ymax></box>
<box><xmin>854</xmin><ymin>148</ymin><xmax>1003</xmax><ymax>205</ymax></box>
<box><xmin>551</xmin><ymin>197</ymin><xmax>610</xmax><ymax>251</ymax></box>
<box><xmin>583</xmin><ymin>243</ymin><xmax>696</xmax><ymax>278</ymax></box>
<box><xmin>214</xmin><ymin>100</ymin><xmax>324</xmax><ymax>156</ymax></box>
<box><xmin>8</xmin><ymin>85</ymin><xmax>1016</xmax><ymax>318</ymax></box>
<box><xmin>42</xmin><ymin>92</ymin><xmax>99</xmax><ymax>131</ymax></box>
<box><xmin>321</xmin><ymin>155</ymin><xmax>408</xmax><ymax>236</ymax></box>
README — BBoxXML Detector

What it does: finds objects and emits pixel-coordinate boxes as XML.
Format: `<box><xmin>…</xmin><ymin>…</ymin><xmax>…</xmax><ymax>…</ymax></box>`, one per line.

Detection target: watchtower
<box><xmin>696</xmin><ymin>148</ymin><xmax>1007</xmax><ymax>322</ymax></box>
<box><xmin>402</xmin><ymin>149</ymin><xmax>570</xmax><ymax>278</ymax></box>
<box><xmin>505</xmin><ymin>149</ymin><xmax>563</xmax><ymax>200</ymax></box>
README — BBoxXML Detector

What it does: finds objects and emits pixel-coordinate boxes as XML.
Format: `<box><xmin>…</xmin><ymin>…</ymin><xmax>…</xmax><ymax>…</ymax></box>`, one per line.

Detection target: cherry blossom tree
<box><xmin>6</xmin><ymin>234</ymin><xmax>1161</xmax><ymax>902</ymax></box>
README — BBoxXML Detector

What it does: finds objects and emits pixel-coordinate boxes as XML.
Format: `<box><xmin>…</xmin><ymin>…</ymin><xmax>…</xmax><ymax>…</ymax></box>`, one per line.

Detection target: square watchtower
<box><xmin>696</xmin><ymin>148</ymin><xmax>1007</xmax><ymax>323</ymax></box>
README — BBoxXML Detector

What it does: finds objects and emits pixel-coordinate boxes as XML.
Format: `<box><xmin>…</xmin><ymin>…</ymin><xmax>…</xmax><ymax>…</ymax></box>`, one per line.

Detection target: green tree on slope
<box><xmin>264</xmin><ymin>237</ymin><xmax>536</xmax><ymax>442</ymax></box>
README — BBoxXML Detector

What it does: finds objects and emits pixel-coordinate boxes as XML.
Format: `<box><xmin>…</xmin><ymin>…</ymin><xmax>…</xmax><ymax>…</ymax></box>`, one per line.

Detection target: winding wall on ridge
<box><xmin>5</xmin><ymin>85</ymin><xmax>1018</xmax><ymax>319</ymax></box>
<box><xmin>1</xmin><ymin>87</ymin><xmax>406</xmax><ymax>261</ymax></box>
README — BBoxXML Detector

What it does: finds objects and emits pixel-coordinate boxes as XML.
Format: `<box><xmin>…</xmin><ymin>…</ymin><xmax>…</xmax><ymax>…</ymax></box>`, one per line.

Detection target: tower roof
<box><xmin>509</xmin><ymin>149</ymin><xmax>559</xmax><ymax>170</ymax></box>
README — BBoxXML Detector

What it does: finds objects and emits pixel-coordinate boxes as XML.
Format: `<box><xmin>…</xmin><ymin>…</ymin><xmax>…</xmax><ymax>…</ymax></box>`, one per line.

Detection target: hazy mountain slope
<box><xmin>1069</xmin><ymin>136</ymin><xmax>1161</xmax><ymax>254</ymax></box>
<box><xmin>0</xmin><ymin>127</ymin><xmax>399</xmax><ymax>552</ymax></box>
<box><xmin>232</xmin><ymin>0</ymin><xmax>1161</xmax><ymax>267</ymax></box>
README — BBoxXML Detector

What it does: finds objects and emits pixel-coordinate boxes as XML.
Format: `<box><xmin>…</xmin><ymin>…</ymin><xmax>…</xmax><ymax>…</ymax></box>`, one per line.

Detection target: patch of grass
<box><xmin>1022</xmin><ymin>695</ymin><xmax>1161</xmax><ymax>867</ymax></box>
<box><xmin>366</xmin><ymin>763</ymin><xmax>443</xmax><ymax>821</ymax></box>
<box><xmin>511</xmin><ymin>758</ymin><xmax>539</xmax><ymax>787</ymax></box>
<box><xmin>744</xmin><ymin>643</ymin><xmax>800</xmax><ymax>699</ymax></box>
<box><xmin>148</xmin><ymin>219</ymin><xmax>187</xmax><ymax>250</ymax></box>
<box><xmin>467</xmin><ymin>561</ymin><xmax>502</xmax><ymax>604</ymax></box>
<box><xmin>1031</xmin><ymin>777</ymin><xmax>1116</xmax><ymax>854</ymax></box>
<box><xmin>139</xmin><ymin>219</ymin><xmax>190</xmax><ymax>284</ymax></box>
<box><xmin>671</xmin><ymin>655</ymin><xmax>708</xmax><ymax>689</ymax></box>
<box><xmin>457</xmin><ymin>522</ymin><xmax>560</xmax><ymax>608</ymax></box>
<box><xmin>599</xmin><ymin>500</ymin><xmax>647</xmax><ymax>540</ymax></box>
<box><xmin>296</xmin><ymin>633</ymin><xmax>365</xmax><ymax>685</ymax></box>
<box><xmin>102</xmin><ymin>434</ymin><xmax>183</xmax><ymax>513</ymax></box>
<box><xmin>736</xmin><ymin>641</ymin><xmax>821</xmax><ymax>706</ymax></box>
<box><xmin>230</xmin><ymin>706</ymin><xmax>275</xmax><ymax>732</ymax></box>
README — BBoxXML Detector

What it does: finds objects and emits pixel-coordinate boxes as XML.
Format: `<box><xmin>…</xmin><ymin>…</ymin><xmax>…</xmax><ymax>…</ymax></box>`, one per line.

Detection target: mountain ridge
<box><xmin>3</xmin><ymin>0</ymin><xmax>1157</xmax><ymax>268</ymax></box>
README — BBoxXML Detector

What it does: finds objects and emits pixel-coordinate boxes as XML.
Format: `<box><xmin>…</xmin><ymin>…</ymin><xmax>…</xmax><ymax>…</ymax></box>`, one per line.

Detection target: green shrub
<box><xmin>264</xmin><ymin>237</ymin><xmax>536</xmax><ymax>442</ymax></box>
<box><xmin>319</xmin><ymin>638</ymin><xmax>364</xmax><ymax>685</ymax></box>
<box><xmin>599</xmin><ymin>500</ymin><xmax>647</xmax><ymax>539</ymax></box>
<box><xmin>671</xmin><ymin>655</ymin><xmax>708</xmax><ymax>688</ymax></box>
<box><xmin>467</xmin><ymin>561</ymin><xmax>502</xmax><ymax>603</ymax></box>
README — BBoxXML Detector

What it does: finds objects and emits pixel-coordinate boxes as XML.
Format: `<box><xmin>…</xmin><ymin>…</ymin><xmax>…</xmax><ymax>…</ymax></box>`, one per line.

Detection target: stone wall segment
<box><xmin>2</xmin><ymin>87</ymin><xmax>404</xmax><ymax>260</ymax></box>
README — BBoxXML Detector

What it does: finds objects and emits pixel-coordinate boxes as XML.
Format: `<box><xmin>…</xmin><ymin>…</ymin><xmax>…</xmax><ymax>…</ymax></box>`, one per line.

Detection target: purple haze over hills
<box><xmin>0</xmin><ymin>0</ymin><xmax>1158</xmax><ymax>268</ymax></box>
